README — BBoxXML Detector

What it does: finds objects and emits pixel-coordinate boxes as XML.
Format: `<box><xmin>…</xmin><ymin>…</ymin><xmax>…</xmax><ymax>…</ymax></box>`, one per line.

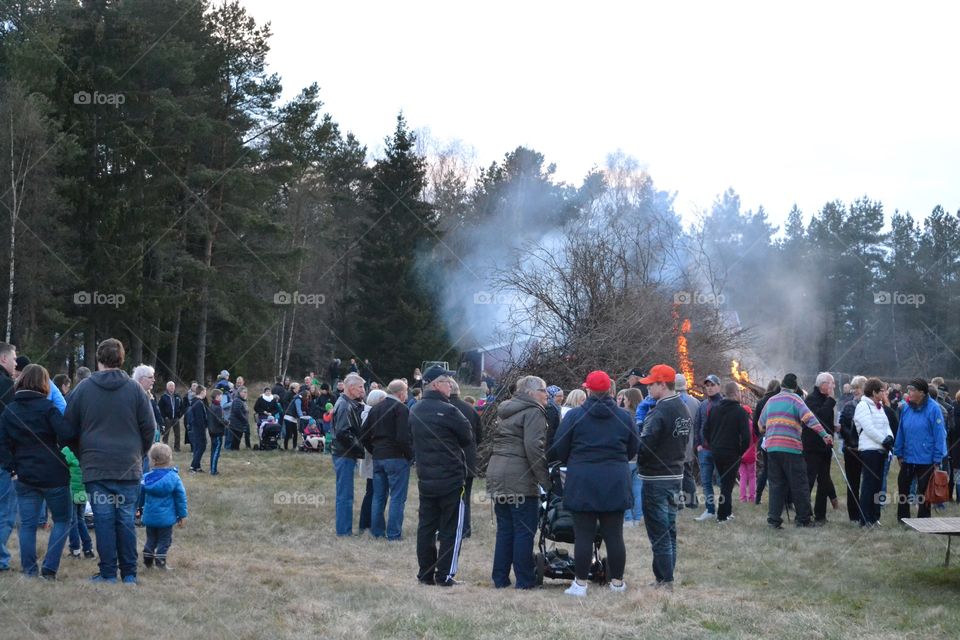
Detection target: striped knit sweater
<box><xmin>758</xmin><ymin>391</ymin><xmax>829</xmax><ymax>454</ymax></box>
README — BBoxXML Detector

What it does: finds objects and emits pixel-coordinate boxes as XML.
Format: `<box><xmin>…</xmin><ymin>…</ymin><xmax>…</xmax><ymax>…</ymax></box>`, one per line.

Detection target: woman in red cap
<box><xmin>549</xmin><ymin>370</ymin><xmax>638</xmax><ymax>597</ymax></box>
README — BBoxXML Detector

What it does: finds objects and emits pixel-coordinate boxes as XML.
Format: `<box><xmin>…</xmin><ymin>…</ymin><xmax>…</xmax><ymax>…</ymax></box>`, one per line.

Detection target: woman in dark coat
<box><xmin>228</xmin><ymin>387</ymin><xmax>251</xmax><ymax>451</ymax></box>
<box><xmin>549</xmin><ymin>371</ymin><xmax>639</xmax><ymax>596</ymax></box>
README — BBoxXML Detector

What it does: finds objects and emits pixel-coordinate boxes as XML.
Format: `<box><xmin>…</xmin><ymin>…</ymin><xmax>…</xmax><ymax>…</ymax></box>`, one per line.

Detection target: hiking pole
<box><xmin>831</xmin><ymin>447</ymin><xmax>864</xmax><ymax>522</ymax></box>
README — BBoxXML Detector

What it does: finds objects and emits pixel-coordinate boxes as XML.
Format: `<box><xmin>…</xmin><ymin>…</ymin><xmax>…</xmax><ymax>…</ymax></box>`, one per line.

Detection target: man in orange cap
<box><xmin>637</xmin><ymin>364</ymin><xmax>691</xmax><ymax>591</ymax></box>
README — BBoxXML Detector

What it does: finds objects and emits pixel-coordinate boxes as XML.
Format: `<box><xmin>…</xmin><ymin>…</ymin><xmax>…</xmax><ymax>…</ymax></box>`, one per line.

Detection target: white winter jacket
<box><xmin>853</xmin><ymin>396</ymin><xmax>893</xmax><ymax>452</ymax></box>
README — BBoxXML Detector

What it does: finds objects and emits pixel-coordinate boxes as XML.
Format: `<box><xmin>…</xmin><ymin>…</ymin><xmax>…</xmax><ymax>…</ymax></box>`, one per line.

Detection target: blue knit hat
<box><xmin>546</xmin><ymin>385</ymin><xmax>562</xmax><ymax>399</ymax></box>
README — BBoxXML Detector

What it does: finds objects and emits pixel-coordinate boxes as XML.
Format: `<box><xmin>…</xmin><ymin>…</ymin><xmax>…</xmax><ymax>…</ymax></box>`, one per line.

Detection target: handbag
<box><xmin>925</xmin><ymin>467</ymin><xmax>950</xmax><ymax>505</ymax></box>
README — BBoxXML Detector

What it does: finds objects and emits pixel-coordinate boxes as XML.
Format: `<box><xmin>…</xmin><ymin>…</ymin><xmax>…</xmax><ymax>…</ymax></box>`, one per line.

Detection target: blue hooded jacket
<box><xmin>141</xmin><ymin>467</ymin><xmax>188</xmax><ymax>528</ymax></box>
<box><xmin>894</xmin><ymin>397</ymin><xmax>947</xmax><ymax>465</ymax></box>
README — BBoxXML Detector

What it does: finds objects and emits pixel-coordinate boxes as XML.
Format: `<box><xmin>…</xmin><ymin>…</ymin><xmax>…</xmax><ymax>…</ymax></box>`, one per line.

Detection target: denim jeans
<box><xmin>15</xmin><ymin>483</ymin><xmax>71</xmax><ymax>576</ymax></box>
<box><xmin>698</xmin><ymin>449</ymin><xmax>716</xmax><ymax>514</ymax></box>
<box><xmin>641</xmin><ymin>479</ymin><xmax>681</xmax><ymax>584</ymax></box>
<box><xmin>225</xmin><ymin>427</ymin><xmax>234</xmax><ymax>449</ymax></box>
<box><xmin>144</xmin><ymin>526</ymin><xmax>173</xmax><ymax>561</ymax></box>
<box><xmin>491</xmin><ymin>498</ymin><xmax>539</xmax><ymax>588</ymax></box>
<box><xmin>87</xmin><ymin>480</ymin><xmax>141</xmax><ymax>579</ymax></box>
<box><xmin>624</xmin><ymin>462</ymin><xmax>643</xmax><ymax>521</ymax></box>
<box><xmin>371</xmin><ymin>458</ymin><xmax>411</xmax><ymax>539</ymax></box>
<box><xmin>69</xmin><ymin>502</ymin><xmax>93</xmax><ymax>553</ymax></box>
<box><xmin>210</xmin><ymin>435</ymin><xmax>223</xmax><ymax>474</ymax></box>
<box><xmin>332</xmin><ymin>456</ymin><xmax>357</xmax><ymax>536</ymax></box>
<box><xmin>0</xmin><ymin>472</ymin><xmax>17</xmax><ymax>569</ymax></box>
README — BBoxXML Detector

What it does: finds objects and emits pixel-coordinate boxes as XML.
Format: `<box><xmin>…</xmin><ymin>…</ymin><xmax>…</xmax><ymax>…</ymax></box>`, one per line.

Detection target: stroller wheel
<box><xmin>534</xmin><ymin>552</ymin><xmax>545</xmax><ymax>586</ymax></box>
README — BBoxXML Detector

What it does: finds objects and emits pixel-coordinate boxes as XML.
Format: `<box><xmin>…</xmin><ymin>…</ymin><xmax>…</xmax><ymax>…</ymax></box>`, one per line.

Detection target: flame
<box><xmin>673</xmin><ymin>306</ymin><xmax>696</xmax><ymax>395</ymax></box>
<box><xmin>730</xmin><ymin>359</ymin><xmax>752</xmax><ymax>386</ymax></box>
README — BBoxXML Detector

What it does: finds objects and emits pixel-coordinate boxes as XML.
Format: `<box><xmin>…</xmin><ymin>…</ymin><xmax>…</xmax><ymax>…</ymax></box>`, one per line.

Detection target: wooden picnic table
<box><xmin>901</xmin><ymin>518</ymin><xmax>960</xmax><ymax>567</ymax></box>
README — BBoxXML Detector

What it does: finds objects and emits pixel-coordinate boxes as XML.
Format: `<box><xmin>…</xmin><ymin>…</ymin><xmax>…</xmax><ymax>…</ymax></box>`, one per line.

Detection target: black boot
<box><xmin>143</xmin><ymin>553</ymin><xmax>154</xmax><ymax>568</ymax></box>
<box><xmin>155</xmin><ymin>557</ymin><xmax>167</xmax><ymax>571</ymax></box>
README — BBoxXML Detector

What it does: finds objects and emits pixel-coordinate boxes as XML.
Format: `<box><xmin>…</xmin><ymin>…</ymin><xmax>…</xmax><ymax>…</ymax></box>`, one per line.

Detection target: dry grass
<box><xmin>2</xmin><ymin>450</ymin><xmax>960</xmax><ymax>639</ymax></box>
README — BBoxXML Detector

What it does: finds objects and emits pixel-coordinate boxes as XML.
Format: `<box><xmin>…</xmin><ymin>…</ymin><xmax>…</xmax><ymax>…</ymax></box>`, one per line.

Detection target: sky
<box><xmin>239</xmin><ymin>0</ymin><xmax>960</xmax><ymax>228</ymax></box>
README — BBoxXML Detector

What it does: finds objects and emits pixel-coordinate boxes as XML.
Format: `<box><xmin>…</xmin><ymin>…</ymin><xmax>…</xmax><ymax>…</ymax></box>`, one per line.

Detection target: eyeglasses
<box><xmin>535</xmin><ymin>388</ymin><xmax>547</xmax><ymax>393</ymax></box>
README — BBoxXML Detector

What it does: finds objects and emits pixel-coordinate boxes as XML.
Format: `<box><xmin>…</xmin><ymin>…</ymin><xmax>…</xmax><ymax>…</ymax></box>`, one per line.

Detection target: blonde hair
<box><xmin>564</xmin><ymin>389</ymin><xmax>586</xmax><ymax>408</ymax></box>
<box><xmin>149</xmin><ymin>442</ymin><xmax>173</xmax><ymax>468</ymax></box>
<box><xmin>849</xmin><ymin>376</ymin><xmax>868</xmax><ymax>392</ymax></box>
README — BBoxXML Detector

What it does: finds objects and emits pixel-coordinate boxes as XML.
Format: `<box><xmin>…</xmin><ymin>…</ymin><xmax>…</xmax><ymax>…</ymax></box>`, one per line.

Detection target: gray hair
<box><xmin>386</xmin><ymin>379</ymin><xmax>407</xmax><ymax>396</ymax></box>
<box><xmin>449</xmin><ymin>380</ymin><xmax>461</xmax><ymax>395</ymax></box>
<box><xmin>515</xmin><ymin>375</ymin><xmax>546</xmax><ymax>397</ymax></box>
<box><xmin>849</xmin><ymin>375</ymin><xmax>867</xmax><ymax>391</ymax></box>
<box><xmin>131</xmin><ymin>364</ymin><xmax>154</xmax><ymax>383</ymax></box>
<box><xmin>76</xmin><ymin>366</ymin><xmax>91</xmax><ymax>382</ymax></box>
<box><xmin>815</xmin><ymin>372</ymin><xmax>834</xmax><ymax>387</ymax></box>
<box><xmin>367</xmin><ymin>389</ymin><xmax>388</xmax><ymax>407</ymax></box>
<box><xmin>344</xmin><ymin>373</ymin><xmax>365</xmax><ymax>389</ymax></box>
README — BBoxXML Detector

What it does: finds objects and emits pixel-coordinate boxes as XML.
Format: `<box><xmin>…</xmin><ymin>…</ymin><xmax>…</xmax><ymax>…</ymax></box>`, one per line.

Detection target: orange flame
<box><xmin>730</xmin><ymin>359</ymin><xmax>752</xmax><ymax>385</ymax></box>
<box><xmin>673</xmin><ymin>307</ymin><xmax>696</xmax><ymax>394</ymax></box>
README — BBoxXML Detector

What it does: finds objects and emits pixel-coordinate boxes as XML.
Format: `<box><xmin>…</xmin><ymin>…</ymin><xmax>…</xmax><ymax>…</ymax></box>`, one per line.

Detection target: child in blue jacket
<box><xmin>141</xmin><ymin>443</ymin><xmax>188</xmax><ymax>569</ymax></box>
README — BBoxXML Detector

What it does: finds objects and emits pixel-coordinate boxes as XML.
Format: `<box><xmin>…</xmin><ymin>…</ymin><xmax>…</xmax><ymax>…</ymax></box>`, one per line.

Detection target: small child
<box><xmin>322</xmin><ymin>402</ymin><xmax>334</xmax><ymax>453</ymax></box>
<box><xmin>61</xmin><ymin>446</ymin><xmax>94</xmax><ymax>559</ymax></box>
<box><xmin>739</xmin><ymin>408</ymin><xmax>759</xmax><ymax>503</ymax></box>
<box><xmin>141</xmin><ymin>443</ymin><xmax>188</xmax><ymax>570</ymax></box>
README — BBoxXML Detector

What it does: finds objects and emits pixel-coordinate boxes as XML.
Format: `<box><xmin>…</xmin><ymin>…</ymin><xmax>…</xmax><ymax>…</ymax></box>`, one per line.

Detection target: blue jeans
<box><xmin>698</xmin><ymin>449</ymin><xmax>716</xmax><ymax>514</ymax></box>
<box><xmin>641</xmin><ymin>479</ymin><xmax>681</xmax><ymax>584</ymax></box>
<box><xmin>333</xmin><ymin>456</ymin><xmax>357</xmax><ymax>536</ymax></box>
<box><xmin>69</xmin><ymin>503</ymin><xmax>93</xmax><ymax>553</ymax></box>
<box><xmin>0</xmin><ymin>472</ymin><xmax>17</xmax><ymax>569</ymax></box>
<box><xmin>491</xmin><ymin>498</ymin><xmax>539</xmax><ymax>588</ymax></box>
<box><xmin>15</xmin><ymin>483</ymin><xmax>71</xmax><ymax>576</ymax></box>
<box><xmin>210</xmin><ymin>435</ymin><xmax>223</xmax><ymax>474</ymax></box>
<box><xmin>371</xmin><ymin>458</ymin><xmax>411</xmax><ymax>539</ymax></box>
<box><xmin>225</xmin><ymin>427</ymin><xmax>234</xmax><ymax>449</ymax></box>
<box><xmin>87</xmin><ymin>480</ymin><xmax>141</xmax><ymax>579</ymax></box>
<box><xmin>625</xmin><ymin>462</ymin><xmax>643</xmax><ymax>521</ymax></box>
<box><xmin>144</xmin><ymin>526</ymin><xmax>173</xmax><ymax>561</ymax></box>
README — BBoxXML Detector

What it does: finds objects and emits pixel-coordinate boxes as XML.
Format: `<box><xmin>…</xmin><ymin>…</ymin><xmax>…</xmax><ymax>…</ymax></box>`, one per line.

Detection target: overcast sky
<box><xmin>239</xmin><ymin>0</ymin><xmax>960</xmax><ymax>228</ymax></box>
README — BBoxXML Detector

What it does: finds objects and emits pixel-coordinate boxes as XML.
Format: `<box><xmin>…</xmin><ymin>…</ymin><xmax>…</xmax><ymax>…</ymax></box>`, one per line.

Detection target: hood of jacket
<box><xmin>498</xmin><ymin>394</ymin><xmax>543</xmax><ymax>420</ymax></box>
<box><xmin>143</xmin><ymin>467</ymin><xmax>180</xmax><ymax>494</ymax></box>
<box><xmin>89</xmin><ymin>369</ymin><xmax>134</xmax><ymax>391</ymax></box>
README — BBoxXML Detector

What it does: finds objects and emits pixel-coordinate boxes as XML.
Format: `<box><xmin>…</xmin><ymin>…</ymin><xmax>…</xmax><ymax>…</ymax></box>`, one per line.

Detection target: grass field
<box><xmin>2</xmin><ymin>446</ymin><xmax>960</xmax><ymax>639</ymax></box>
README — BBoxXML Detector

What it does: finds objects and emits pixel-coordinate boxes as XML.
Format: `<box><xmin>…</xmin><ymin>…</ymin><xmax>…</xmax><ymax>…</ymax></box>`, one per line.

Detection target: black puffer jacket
<box><xmin>803</xmin><ymin>387</ymin><xmax>836</xmax><ymax>454</ymax></box>
<box><xmin>229</xmin><ymin>395</ymin><xmax>250</xmax><ymax>433</ymax></box>
<box><xmin>410</xmin><ymin>390</ymin><xmax>474</xmax><ymax>497</ymax></box>
<box><xmin>362</xmin><ymin>396</ymin><xmax>412</xmax><ymax>460</ymax></box>
<box><xmin>0</xmin><ymin>390</ymin><xmax>72</xmax><ymax>487</ymax></box>
<box><xmin>704</xmin><ymin>398</ymin><xmax>751</xmax><ymax>458</ymax></box>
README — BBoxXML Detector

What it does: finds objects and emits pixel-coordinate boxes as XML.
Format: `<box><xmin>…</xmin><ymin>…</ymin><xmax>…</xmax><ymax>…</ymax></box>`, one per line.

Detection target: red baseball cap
<box><xmin>582</xmin><ymin>370</ymin><xmax>612</xmax><ymax>393</ymax></box>
<box><xmin>639</xmin><ymin>364</ymin><xmax>677</xmax><ymax>385</ymax></box>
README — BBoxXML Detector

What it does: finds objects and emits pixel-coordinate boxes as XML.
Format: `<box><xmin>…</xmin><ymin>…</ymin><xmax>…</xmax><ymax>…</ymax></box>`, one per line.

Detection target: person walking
<box><xmin>550</xmin><ymin>370</ymin><xmax>637</xmax><ymax>596</ymax></box>
<box><xmin>487</xmin><ymin>375</ymin><xmax>551</xmax><ymax>589</ymax></box>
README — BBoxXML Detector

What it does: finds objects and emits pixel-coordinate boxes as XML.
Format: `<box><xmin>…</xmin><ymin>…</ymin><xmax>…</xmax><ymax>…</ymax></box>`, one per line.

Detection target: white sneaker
<box><xmin>564</xmin><ymin>580</ymin><xmax>588</xmax><ymax>597</ymax></box>
<box><xmin>694</xmin><ymin>510</ymin><xmax>713</xmax><ymax>521</ymax></box>
<box><xmin>609</xmin><ymin>580</ymin><xmax>626</xmax><ymax>593</ymax></box>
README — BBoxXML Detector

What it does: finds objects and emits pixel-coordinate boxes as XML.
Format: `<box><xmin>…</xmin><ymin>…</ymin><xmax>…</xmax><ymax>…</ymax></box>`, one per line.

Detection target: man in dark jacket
<box><xmin>450</xmin><ymin>380</ymin><xmax>482</xmax><ymax>538</ymax></box>
<box><xmin>158</xmin><ymin>381</ymin><xmax>184</xmax><ymax>452</ymax></box>
<box><xmin>704</xmin><ymin>382</ymin><xmax>751</xmax><ymax>523</ymax></box>
<box><xmin>410</xmin><ymin>366</ymin><xmax>474</xmax><ymax>587</ymax></box>
<box><xmin>363</xmin><ymin>379</ymin><xmax>413</xmax><ymax>540</ymax></box>
<box><xmin>0</xmin><ymin>342</ymin><xmax>19</xmax><ymax>571</ymax></box>
<box><xmin>331</xmin><ymin>373</ymin><xmax>366</xmax><ymax>536</ymax></box>
<box><xmin>637</xmin><ymin>364</ymin><xmax>691</xmax><ymax>591</ymax></box>
<box><xmin>803</xmin><ymin>373</ymin><xmax>838</xmax><ymax>523</ymax></box>
<box><xmin>63</xmin><ymin>338</ymin><xmax>155</xmax><ymax>584</ymax></box>
<box><xmin>693</xmin><ymin>374</ymin><xmax>723</xmax><ymax>521</ymax></box>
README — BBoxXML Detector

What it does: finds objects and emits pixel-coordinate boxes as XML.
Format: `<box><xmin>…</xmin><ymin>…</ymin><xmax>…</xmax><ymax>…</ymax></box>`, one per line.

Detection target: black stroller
<box><xmin>534</xmin><ymin>464</ymin><xmax>608</xmax><ymax>586</ymax></box>
<box><xmin>254</xmin><ymin>415</ymin><xmax>281</xmax><ymax>451</ymax></box>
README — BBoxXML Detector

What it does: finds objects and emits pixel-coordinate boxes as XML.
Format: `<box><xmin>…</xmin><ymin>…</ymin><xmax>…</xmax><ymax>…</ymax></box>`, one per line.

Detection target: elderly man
<box><xmin>0</xmin><ymin>343</ymin><xmax>17</xmax><ymax>572</ymax></box>
<box><xmin>804</xmin><ymin>372</ymin><xmax>839</xmax><ymax>524</ymax></box>
<box><xmin>363</xmin><ymin>379</ymin><xmax>413</xmax><ymax>540</ymax></box>
<box><xmin>331</xmin><ymin>373</ymin><xmax>366</xmax><ymax>536</ymax></box>
<box><xmin>411</xmin><ymin>366</ymin><xmax>474</xmax><ymax>587</ymax></box>
<box><xmin>64</xmin><ymin>339</ymin><xmax>155</xmax><ymax>584</ymax></box>
<box><xmin>133</xmin><ymin>365</ymin><xmax>163</xmax><ymax>441</ymax></box>
<box><xmin>759</xmin><ymin>373</ymin><xmax>833</xmax><ymax>529</ymax></box>
<box><xmin>158</xmin><ymin>381</ymin><xmax>184</xmax><ymax>452</ymax></box>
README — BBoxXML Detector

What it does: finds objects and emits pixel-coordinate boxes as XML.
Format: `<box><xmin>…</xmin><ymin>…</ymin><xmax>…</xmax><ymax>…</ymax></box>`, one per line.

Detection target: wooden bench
<box><xmin>902</xmin><ymin>518</ymin><xmax>960</xmax><ymax>567</ymax></box>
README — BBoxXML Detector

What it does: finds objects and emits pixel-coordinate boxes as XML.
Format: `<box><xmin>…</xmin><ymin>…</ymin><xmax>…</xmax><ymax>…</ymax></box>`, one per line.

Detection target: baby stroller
<box><xmin>299</xmin><ymin>418</ymin><xmax>324</xmax><ymax>453</ymax></box>
<box><xmin>254</xmin><ymin>415</ymin><xmax>281</xmax><ymax>451</ymax></box>
<box><xmin>534</xmin><ymin>464</ymin><xmax>608</xmax><ymax>586</ymax></box>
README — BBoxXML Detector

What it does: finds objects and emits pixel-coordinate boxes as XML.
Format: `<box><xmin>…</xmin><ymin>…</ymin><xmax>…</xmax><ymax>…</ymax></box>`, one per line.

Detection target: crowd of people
<box><xmin>1</xmin><ymin>335</ymin><xmax>957</xmax><ymax>597</ymax></box>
